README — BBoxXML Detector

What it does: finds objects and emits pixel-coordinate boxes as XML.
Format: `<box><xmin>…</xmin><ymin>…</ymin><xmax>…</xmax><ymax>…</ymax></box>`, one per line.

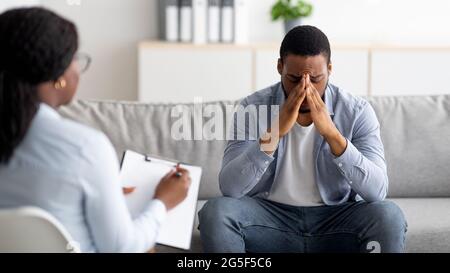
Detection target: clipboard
<box><xmin>119</xmin><ymin>150</ymin><xmax>202</xmax><ymax>250</ymax></box>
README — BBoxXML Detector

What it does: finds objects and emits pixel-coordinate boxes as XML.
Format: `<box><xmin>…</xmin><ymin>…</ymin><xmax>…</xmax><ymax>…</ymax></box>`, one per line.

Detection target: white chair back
<box><xmin>0</xmin><ymin>207</ymin><xmax>80</xmax><ymax>253</ymax></box>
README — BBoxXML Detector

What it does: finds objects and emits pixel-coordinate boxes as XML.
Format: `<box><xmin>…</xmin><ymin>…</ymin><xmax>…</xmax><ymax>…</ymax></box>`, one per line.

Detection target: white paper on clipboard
<box><xmin>119</xmin><ymin>150</ymin><xmax>202</xmax><ymax>250</ymax></box>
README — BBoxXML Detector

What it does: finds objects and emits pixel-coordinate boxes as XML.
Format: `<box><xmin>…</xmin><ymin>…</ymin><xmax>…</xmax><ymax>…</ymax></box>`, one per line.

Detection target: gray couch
<box><xmin>59</xmin><ymin>94</ymin><xmax>450</xmax><ymax>253</ymax></box>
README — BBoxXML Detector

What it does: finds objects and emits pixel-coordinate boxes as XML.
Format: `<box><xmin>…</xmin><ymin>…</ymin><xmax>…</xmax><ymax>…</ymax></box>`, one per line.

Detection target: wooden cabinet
<box><xmin>139</xmin><ymin>42</ymin><xmax>450</xmax><ymax>103</ymax></box>
<box><xmin>329</xmin><ymin>49</ymin><xmax>369</xmax><ymax>96</ymax></box>
<box><xmin>139</xmin><ymin>42</ymin><xmax>253</xmax><ymax>103</ymax></box>
<box><xmin>371</xmin><ymin>49</ymin><xmax>450</xmax><ymax>96</ymax></box>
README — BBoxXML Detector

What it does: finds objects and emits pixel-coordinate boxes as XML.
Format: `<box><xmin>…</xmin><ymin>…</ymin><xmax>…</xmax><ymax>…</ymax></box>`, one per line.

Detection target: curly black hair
<box><xmin>280</xmin><ymin>25</ymin><xmax>331</xmax><ymax>64</ymax></box>
<box><xmin>0</xmin><ymin>7</ymin><xmax>79</xmax><ymax>163</ymax></box>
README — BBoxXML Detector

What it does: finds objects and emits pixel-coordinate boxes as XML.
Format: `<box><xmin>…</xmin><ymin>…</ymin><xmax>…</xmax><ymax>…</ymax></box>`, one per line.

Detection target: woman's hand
<box><xmin>122</xmin><ymin>166</ymin><xmax>192</xmax><ymax>211</ymax></box>
<box><xmin>154</xmin><ymin>166</ymin><xmax>191</xmax><ymax>211</ymax></box>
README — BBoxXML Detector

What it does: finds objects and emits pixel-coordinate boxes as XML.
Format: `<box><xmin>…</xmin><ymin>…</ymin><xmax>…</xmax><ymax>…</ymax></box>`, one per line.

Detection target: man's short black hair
<box><xmin>280</xmin><ymin>25</ymin><xmax>331</xmax><ymax>64</ymax></box>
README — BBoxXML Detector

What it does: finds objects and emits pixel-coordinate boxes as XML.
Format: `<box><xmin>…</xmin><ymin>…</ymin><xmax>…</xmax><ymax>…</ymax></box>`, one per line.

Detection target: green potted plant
<box><xmin>271</xmin><ymin>0</ymin><xmax>313</xmax><ymax>33</ymax></box>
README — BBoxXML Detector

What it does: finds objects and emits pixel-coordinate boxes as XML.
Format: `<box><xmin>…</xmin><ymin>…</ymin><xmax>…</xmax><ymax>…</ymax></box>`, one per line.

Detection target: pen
<box><xmin>175</xmin><ymin>163</ymin><xmax>182</xmax><ymax>178</ymax></box>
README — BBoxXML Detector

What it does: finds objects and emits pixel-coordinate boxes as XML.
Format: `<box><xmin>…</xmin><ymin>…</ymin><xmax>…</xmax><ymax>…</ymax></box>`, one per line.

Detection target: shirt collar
<box><xmin>38</xmin><ymin>103</ymin><xmax>61</xmax><ymax>120</ymax></box>
<box><xmin>324</xmin><ymin>83</ymin><xmax>335</xmax><ymax>116</ymax></box>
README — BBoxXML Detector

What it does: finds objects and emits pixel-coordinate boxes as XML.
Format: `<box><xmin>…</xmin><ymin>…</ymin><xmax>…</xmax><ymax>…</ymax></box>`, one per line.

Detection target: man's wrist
<box><xmin>259</xmin><ymin>131</ymin><xmax>279</xmax><ymax>155</ymax></box>
<box><xmin>324</xmin><ymin>128</ymin><xmax>347</xmax><ymax>157</ymax></box>
<box><xmin>323</xmin><ymin>127</ymin><xmax>340</xmax><ymax>142</ymax></box>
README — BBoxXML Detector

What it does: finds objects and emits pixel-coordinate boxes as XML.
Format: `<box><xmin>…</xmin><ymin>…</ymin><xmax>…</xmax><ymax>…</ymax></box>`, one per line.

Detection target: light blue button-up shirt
<box><xmin>0</xmin><ymin>103</ymin><xmax>167</xmax><ymax>252</ymax></box>
<box><xmin>219</xmin><ymin>82</ymin><xmax>388</xmax><ymax>205</ymax></box>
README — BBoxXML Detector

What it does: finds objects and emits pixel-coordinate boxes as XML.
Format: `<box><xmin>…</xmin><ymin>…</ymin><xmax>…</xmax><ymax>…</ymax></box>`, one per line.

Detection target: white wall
<box><xmin>41</xmin><ymin>0</ymin><xmax>159</xmax><ymax>101</ymax></box>
<box><xmin>248</xmin><ymin>0</ymin><xmax>450</xmax><ymax>46</ymax></box>
<box><xmin>0</xmin><ymin>0</ymin><xmax>40</xmax><ymax>12</ymax></box>
<box><xmin>32</xmin><ymin>0</ymin><xmax>450</xmax><ymax>100</ymax></box>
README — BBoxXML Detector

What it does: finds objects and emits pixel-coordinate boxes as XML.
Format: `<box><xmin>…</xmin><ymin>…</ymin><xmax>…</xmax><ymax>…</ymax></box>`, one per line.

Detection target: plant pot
<box><xmin>284</xmin><ymin>18</ymin><xmax>302</xmax><ymax>33</ymax></box>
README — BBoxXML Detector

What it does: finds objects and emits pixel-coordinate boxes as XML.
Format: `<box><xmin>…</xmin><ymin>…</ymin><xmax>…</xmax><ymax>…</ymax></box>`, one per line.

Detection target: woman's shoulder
<box><xmin>58</xmin><ymin>118</ymin><xmax>116</xmax><ymax>160</ymax></box>
<box><xmin>28</xmin><ymin>107</ymin><xmax>116</xmax><ymax>166</ymax></box>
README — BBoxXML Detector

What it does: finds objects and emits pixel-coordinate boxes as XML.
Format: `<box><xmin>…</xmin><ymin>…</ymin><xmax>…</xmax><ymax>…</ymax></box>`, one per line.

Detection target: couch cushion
<box><xmin>390</xmin><ymin>198</ymin><xmax>450</xmax><ymax>253</ymax></box>
<box><xmin>156</xmin><ymin>198</ymin><xmax>450</xmax><ymax>253</ymax></box>
<box><xmin>368</xmin><ymin>95</ymin><xmax>450</xmax><ymax>197</ymax></box>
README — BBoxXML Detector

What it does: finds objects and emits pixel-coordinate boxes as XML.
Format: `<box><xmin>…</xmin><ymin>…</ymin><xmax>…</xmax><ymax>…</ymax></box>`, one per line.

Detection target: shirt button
<box><xmin>338</xmin><ymin>163</ymin><xmax>343</xmax><ymax>167</ymax></box>
<box><xmin>264</xmin><ymin>160</ymin><xmax>269</xmax><ymax>165</ymax></box>
<box><xmin>349</xmin><ymin>181</ymin><xmax>353</xmax><ymax>184</ymax></box>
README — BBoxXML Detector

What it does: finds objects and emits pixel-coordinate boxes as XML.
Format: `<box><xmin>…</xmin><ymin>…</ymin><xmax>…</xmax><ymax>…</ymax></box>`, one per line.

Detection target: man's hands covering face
<box><xmin>304</xmin><ymin>74</ymin><xmax>335</xmax><ymax>139</ymax></box>
<box><xmin>260</xmin><ymin>74</ymin><xmax>347</xmax><ymax>157</ymax></box>
<box><xmin>278</xmin><ymin>75</ymin><xmax>307</xmax><ymax>138</ymax></box>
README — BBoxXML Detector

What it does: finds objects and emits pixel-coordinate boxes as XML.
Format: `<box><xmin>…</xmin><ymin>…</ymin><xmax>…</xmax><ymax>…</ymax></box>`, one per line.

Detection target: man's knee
<box><xmin>364</xmin><ymin>200</ymin><xmax>407</xmax><ymax>233</ymax></box>
<box><xmin>198</xmin><ymin>197</ymin><xmax>240</xmax><ymax>228</ymax></box>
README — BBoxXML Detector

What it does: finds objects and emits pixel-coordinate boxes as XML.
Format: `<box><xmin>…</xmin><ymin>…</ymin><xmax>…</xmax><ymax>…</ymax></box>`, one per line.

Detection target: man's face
<box><xmin>277</xmin><ymin>54</ymin><xmax>332</xmax><ymax>113</ymax></box>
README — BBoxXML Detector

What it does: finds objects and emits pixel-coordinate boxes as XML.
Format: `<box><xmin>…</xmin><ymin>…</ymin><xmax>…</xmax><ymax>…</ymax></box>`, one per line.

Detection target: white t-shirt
<box><xmin>268</xmin><ymin>122</ymin><xmax>323</xmax><ymax>206</ymax></box>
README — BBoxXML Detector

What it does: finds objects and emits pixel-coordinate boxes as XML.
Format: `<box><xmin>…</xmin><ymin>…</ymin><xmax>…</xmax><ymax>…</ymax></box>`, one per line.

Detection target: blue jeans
<box><xmin>198</xmin><ymin>196</ymin><xmax>407</xmax><ymax>253</ymax></box>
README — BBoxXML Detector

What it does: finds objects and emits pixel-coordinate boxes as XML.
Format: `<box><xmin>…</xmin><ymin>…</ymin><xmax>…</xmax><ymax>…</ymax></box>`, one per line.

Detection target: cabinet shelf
<box><xmin>139</xmin><ymin>41</ymin><xmax>450</xmax><ymax>103</ymax></box>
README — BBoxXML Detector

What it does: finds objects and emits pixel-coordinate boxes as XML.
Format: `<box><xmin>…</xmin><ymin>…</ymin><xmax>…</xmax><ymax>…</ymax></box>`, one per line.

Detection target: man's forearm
<box><xmin>324</xmin><ymin>129</ymin><xmax>347</xmax><ymax>157</ymax></box>
<box><xmin>331</xmin><ymin>140</ymin><xmax>388</xmax><ymax>202</ymax></box>
<box><xmin>259</xmin><ymin>130</ymin><xmax>280</xmax><ymax>156</ymax></box>
<box><xmin>219</xmin><ymin>141</ymin><xmax>275</xmax><ymax>198</ymax></box>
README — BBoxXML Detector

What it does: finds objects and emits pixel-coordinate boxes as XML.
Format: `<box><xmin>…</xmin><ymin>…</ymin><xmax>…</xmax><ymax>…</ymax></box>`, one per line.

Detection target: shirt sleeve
<box><xmin>219</xmin><ymin>98</ymin><xmax>277</xmax><ymax>197</ymax></box>
<box><xmin>331</xmin><ymin>102</ymin><xmax>389</xmax><ymax>202</ymax></box>
<box><xmin>79</xmin><ymin>133</ymin><xmax>167</xmax><ymax>253</ymax></box>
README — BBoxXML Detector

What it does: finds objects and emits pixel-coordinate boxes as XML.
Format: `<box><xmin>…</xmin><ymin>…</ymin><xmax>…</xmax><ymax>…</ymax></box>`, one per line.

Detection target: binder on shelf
<box><xmin>165</xmin><ymin>0</ymin><xmax>180</xmax><ymax>42</ymax></box>
<box><xmin>180</xmin><ymin>0</ymin><xmax>193</xmax><ymax>42</ymax></box>
<box><xmin>220</xmin><ymin>0</ymin><xmax>234</xmax><ymax>43</ymax></box>
<box><xmin>234</xmin><ymin>0</ymin><xmax>249</xmax><ymax>44</ymax></box>
<box><xmin>192</xmin><ymin>0</ymin><xmax>208</xmax><ymax>44</ymax></box>
<box><xmin>207</xmin><ymin>0</ymin><xmax>221</xmax><ymax>43</ymax></box>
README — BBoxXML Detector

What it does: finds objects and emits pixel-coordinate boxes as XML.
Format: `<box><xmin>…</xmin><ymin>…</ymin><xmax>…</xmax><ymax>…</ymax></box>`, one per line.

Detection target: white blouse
<box><xmin>0</xmin><ymin>103</ymin><xmax>167</xmax><ymax>252</ymax></box>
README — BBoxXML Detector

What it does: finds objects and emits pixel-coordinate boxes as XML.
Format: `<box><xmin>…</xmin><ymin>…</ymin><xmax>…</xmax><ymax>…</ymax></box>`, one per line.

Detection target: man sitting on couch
<box><xmin>198</xmin><ymin>25</ymin><xmax>407</xmax><ymax>253</ymax></box>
